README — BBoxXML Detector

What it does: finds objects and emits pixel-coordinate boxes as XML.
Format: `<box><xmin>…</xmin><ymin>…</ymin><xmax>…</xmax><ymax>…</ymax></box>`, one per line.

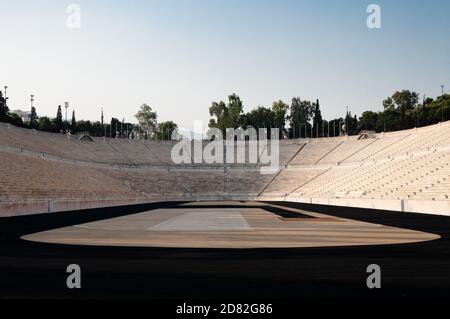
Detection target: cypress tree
<box><xmin>0</xmin><ymin>91</ymin><xmax>9</xmax><ymax>122</ymax></box>
<box><xmin>71</xmin><ymin>110</ymin><xmax>77</xmax><ymax>133</ymax></box>
<box><xmin>56</xmin><ymin>105</ymin><xmax>63</xmax><ymax>132</ymax></box>
<box><xmin>30</xmin><ymin>107</ymin><xmax>37</xmax><ymax>129</ymax></box>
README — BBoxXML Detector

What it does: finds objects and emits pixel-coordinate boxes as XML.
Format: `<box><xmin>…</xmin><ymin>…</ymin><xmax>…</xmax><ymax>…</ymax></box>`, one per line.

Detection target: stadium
<box><xmin>1</xmin><ymin>120</ymin><xmax>450</xmax><ymax>299</ymax></box>
<box><xmin>1</xmin><ymin>0</ymin><xmax>450</xmax><ymax>307</ymax></box>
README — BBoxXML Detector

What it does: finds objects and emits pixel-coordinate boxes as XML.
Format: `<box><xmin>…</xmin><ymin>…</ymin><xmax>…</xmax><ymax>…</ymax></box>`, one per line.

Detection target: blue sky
<box><xmin>1</xmin><ymin>0</ymin><xmax>449</xmax><ymax>131</ymax></box>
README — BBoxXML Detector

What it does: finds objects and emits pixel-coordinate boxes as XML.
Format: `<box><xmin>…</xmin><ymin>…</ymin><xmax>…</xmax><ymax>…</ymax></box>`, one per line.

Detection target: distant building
<box><xmin>11</xmin><ymin>110</ymin><xmax>31</xmax><ymax>123</ymax></box>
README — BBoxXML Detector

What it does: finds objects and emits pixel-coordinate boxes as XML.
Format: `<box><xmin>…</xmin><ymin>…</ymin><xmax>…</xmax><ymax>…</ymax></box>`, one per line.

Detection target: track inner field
<box><xmin>1</xmin><ymin>201</ymin><xmax>449</xmax><ymax>298</ymax></box>
<box><xmin>22</xmin><ymin>203</ymin><xmax>438</xmax><ymax>249</ymax></box>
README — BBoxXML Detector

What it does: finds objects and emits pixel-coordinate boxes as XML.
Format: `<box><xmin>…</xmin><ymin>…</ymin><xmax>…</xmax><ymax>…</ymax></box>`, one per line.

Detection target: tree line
<box><xmin>0</xmin><ymin>92</ymin><xmax>178</xmax><ymax>141</ymax></box>
<box><xmin>1</xmin><ymin>88</ymin><xmax>449</xmax><ymax>141</ymax></box>
<box><xmin>208</xmin><ymin>90</ymin><xmax>450</xmax><ymax>138</ymax></box>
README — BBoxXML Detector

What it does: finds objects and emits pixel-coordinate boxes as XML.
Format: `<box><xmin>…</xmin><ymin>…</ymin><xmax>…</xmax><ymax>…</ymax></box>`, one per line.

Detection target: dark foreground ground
<box><xmin>0</xmin><ymin>201</ymin><xmax>449</xmax><ymax>300</ymax></box>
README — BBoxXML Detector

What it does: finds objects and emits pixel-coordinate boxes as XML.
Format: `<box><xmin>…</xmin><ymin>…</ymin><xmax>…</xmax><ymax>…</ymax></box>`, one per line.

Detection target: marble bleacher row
<box><xmin>1</xmin><ymin>121</ymin><xmax>450</xmax><ymax>203</ymax></box>
<box><xmin>0</xmin><ymin>123</ymin><xmax>300</xmax><ymax>167</ymax></box>
<box><xmin>266</xmin><ymin>122</ymin><xmax>450</xmax><ymax>202</ymax></box>
<box><xmin>287</xmin><ymin>149</ymin><xmax>450</xmax><ymax>201</ymax></box>
<box><xmin>0</xmin><ymin>150</ymin><xmax>274</xmax><ymax>201</ymax></box>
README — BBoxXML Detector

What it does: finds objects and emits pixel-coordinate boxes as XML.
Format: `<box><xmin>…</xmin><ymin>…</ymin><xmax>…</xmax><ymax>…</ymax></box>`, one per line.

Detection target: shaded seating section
<box><xmin>262</xmin><ymin>169</ymin><xmax>327</xmax><ymax>196</ymax></box>
<box><xmin>0</xmin><ymin>124</ymin><xmax>131</xmax><ymax>164</ymax></box>
<box><xmin>105</xmin><ymin>140</ymin><xmax>162</xmax><ymax>165</ymax></box>
<box><xmin>146</xmin><ymin>142</ymin><xmax>181</xmax><ymax>165</ymax></box>
<box><xmin>0</xmin><ymin>151</ymin><xmax>139</xmax><ymax>201</ymax></box>
<box><xmin>226</xmin><ymin>169</ymin><xmax>274</xmax><ymax>195</ymax></box>
<box><xmin>173</xmin><ymin>169</ymin><xmax>225</xmax><ymax>196</ymax></box>
<box><xmin>108</xmin><ymin>168</ymin><xmax>188</xmax><ymax>197</ymax></box>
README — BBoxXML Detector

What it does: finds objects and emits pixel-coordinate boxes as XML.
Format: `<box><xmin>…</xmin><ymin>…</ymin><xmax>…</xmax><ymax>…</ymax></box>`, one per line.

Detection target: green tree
<box><xmin>242</xmin><ymin>106</ymin><xmax>276</xmax><ymax>138</ymax></box>
<box><xmin>272</xmin><ymin>100</ymin><xmax>288</xmax><ymax>138</ymax></box>
<box><xmin>383</xmin><ymin>90</ymin><xmax>419</xmax><ymax>129</ymax></box>
<box><xmin>77</xmin><ymin>120</ymin><xmax>93</xmax><ymax>135</ymax></box>
<box><xmin>110</xmin><ymin>118</ymin><xmax>120</xmax><ymax>138</ymax></box>
<box><xmin>91</xmin><ymin>121</ymin><xmax>104</xmax><ymax>137</ymax></box>
<box><xmin>209</xmin><ymin>100</ymin><xmax>229</xmax><ymax>135</ymax></box>
<box><xmin>7</xmin><ymin>113</ymin><xmax>24</xmax><ymax>127</ymax></box>
<box><xmin>289</xmin><ymin>97</ymin><xmax>312</xmax><ymax>138</ymax></box>
<box><xmin>71</xmin><ymin>110</ymin><xmax>77</xmax><ymax>133</ymax></box>
<box><xmin>135</xmin><ymin>104</ymin><xmax>157</xmax><ymax>138</ymax></box>
<box><xmin>156</xmin><ymin>121</ymin><xmax>178</xmax><ymax>140</ymax></box>
<box><xmin>55</xmin><ymin>105</ymin><xmax>63</xmax><ymax>132</ymax></box>
<box><xmin>312</xmin><ymin>99</ymin><xmax>323</xmax><ymax>137</ymax></box>
<box><xmin>328</xmin><ymin>118</ymin><xmax>344</xmax><ymax>137</ymax></box>
<box><xmin>209</xmin><ymin>94</ymin><xmax>244</xmax><ymax>135</ymax></box>
<box><xmin>37</xmin><ymin>117</ymin><xmax>53</xmax><ymax>132</ymax></box>
<box><xmin>378</xmin><ymin>108</ymin><xmax>400</xmax><ymax>132</ymax></box>
<box><xmin>419</xmin><ymin>97</ymin><xmax>434</xmax><ymax>126</ymax></box>
<box><xmin>357</xmin><ymin>111</ymin><xmax>379</xmax><ymax>132</ymax></box>
<box><xmin>343</xmin><ymin>111</ymin><xmax>358</xmax><ymax>135</ymax></box>
<box><xmin>426</xmin><ymin>94</ymin><xmax>450</xmax><ymax>123</ymax></box>
<box><xmin>227</xmin><ymin>94</ymin><xmax>244</xmax><ymax>129</ymax></box>
<box><xmin>29</xmin><ymin>107</ymin><xmax>38</xmax><ymax>129</ymax></box>
<box><xmin>0</xmin><ymin>91</ymin><xmax>9</xmax><ymax>122</ymax></box>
